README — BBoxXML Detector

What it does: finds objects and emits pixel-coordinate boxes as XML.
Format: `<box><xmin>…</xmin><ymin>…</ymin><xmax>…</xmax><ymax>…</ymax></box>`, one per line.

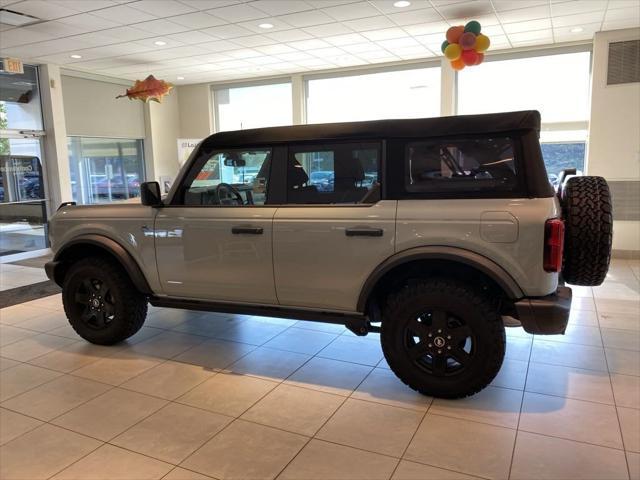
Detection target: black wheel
<box><xmin>62</xmin><ymin>257</ymin><xmax>148</xmax><ymax>345</ymax></box>
<box><xmin>381</xmin><ymin>278</ymin><xmax>505</xmax><ymax>398</ymax></box>
<box><xmin>561</xmin><ymin>176</ymin><xmax>613</xmax><ymax>286</ymax></box>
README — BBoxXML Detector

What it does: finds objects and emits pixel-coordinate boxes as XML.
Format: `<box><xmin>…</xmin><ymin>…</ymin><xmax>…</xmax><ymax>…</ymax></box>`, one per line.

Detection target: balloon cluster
<box><xmin>441</xmin><ymin>21</ymin><xmax>490</xmax><ymax>71</ymax></box>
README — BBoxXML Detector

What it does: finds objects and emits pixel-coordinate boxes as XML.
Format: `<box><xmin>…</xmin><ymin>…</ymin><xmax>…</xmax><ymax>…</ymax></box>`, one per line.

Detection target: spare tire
<box><xmin>561</xmin><ymin>176</ymin><xmax>613</xmax><ymax>286</ymax></box>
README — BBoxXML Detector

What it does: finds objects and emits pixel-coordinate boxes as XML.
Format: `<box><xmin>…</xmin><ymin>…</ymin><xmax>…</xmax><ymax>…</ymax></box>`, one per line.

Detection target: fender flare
<box><xmin>52</xmin><ymin>234</ymin><xmax>152</xmax><ymax>294</ymax></box>
<box><xmin>357</xmin><ymin>246</ymin><xmax>524</xmax><ymax>312</ymax></box>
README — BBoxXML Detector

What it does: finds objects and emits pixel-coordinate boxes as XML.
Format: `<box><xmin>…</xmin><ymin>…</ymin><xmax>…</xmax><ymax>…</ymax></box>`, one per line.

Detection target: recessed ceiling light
<box><xmin>570</xmin><ymin>27</ymin><xmax>583</xmax><ymax>33</ymax></box>
<box><xmin>154</xmin><ymin>40</ymin><xmax>167</xmax><ymax>46</ymax></box>
<box><xmin>177</xmin><ymin>76</ymin><xmax>185</xmax><ymax>80</ymax></box>
<box><xmin>258</xmin><ymin>23</ymin><xmax>274</xmax><ymax>29</ymax></box>
<box><xmin>70</xmin><ymin>54</ymin><xmax>82</xmax><ymax>59</ymax></box>
<box><xmin>393</xmin><ymin>0</ymin><xmax>411</xmax><ymax>7</ymax></box>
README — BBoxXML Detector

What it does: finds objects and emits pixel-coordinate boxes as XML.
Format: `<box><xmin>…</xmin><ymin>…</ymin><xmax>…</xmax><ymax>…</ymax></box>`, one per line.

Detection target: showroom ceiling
<box><xmin>0</xmin><ymin>0</ymin><xmax>638</xmax><ymax>85</ymax></box>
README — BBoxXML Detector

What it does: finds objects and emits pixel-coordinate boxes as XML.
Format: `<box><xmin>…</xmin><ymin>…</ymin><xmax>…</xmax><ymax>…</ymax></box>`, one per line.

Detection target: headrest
<box><xmin>336</xmin><ymin>157</ymin><xmax>365</xmax><ymax>182</ymax></box>
<box><xmin>289</xmin><ymin>161</ymin><xmax>309</xmax><ymax>188</ymax></box>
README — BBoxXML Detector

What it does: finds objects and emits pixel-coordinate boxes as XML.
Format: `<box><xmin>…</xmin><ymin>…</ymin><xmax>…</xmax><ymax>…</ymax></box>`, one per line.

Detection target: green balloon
<box><xmin>464</xmin><ymin>20</ymin><xmax>481</xmax><ymax>35</ymax></box>
<box><xmin>441</xmin><ymin>40</ymin><xmax>449</xmax><ymax>54</ymax></box>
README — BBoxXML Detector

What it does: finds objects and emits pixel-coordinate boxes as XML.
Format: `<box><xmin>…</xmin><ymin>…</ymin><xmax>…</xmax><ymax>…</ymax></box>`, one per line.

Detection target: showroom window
<box><xmin>306</xmin><ymin>65</ymin><xmax>441</xmax><ymax>124</ymax></box>
<box><xmin>457</xmin><ymin>49</ymin><xmax>591</xmax><ymax>183</ymax></box>
<box><xmin>287</xmin><ymin>142</ymin><xmax>380</xmax><ymax>204</ymax></box>
<box><xmin>214</xmin><ymin>82</ymin><xmax>292</xmax><ymax>132</ymax></box>
<box><xmin>67</xmin><ymin>137</ymin><xmax>145</xmax><ymax>205</ymax></box>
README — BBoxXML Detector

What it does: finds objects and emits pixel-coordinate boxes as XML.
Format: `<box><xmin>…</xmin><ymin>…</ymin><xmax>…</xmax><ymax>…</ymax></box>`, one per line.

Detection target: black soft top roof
<box><xmin>202</xmin><ymin>110</ymin><xmax>541</xmax><ymax>149</ymax></box>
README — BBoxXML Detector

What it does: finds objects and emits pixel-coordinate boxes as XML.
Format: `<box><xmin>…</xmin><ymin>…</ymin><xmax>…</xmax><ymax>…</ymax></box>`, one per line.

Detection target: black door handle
<box><xmin>232</xmin><ymin>226</ymin><xmax>264</xmax><ymax>235</ymax></box>
<box><xmin>345</xmin><ymin>228</ymin><xmax>384</xmax><ymax>237</ymax></box>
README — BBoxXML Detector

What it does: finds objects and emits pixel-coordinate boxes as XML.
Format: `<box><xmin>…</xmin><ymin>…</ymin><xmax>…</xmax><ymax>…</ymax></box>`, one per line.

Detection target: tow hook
<box><xmin>345</xmin><ymin>317</ymin><xmax>380</xmax><ymax>336</ymax></box>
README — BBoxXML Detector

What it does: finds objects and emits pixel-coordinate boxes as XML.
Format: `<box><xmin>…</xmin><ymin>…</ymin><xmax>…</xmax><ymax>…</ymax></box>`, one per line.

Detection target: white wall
<box><xmin>176</xmin><ymin>83</ymin><xmax>212</xmax><ymax>139</ymax></box>
<box><xmin>588</xmin><ymin>28</ymin><xmax>640</xmax><ymax>252</ymax></box>
<box><xmin>61</xmin><ymin>75</ymin><xmax>145</xmax><ymax>138</ymax></box>
<box><xmin>144</xmin><ymin>89</ymin><xmax>181</xmax><ymax>184</ymax></box>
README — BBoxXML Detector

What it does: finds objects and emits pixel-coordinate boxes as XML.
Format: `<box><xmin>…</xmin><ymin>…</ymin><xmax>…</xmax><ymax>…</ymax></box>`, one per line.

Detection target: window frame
<box><xmin>171</xmin><ymin>145</ymin><xmax>275</xmax><ymax>207</ymax></box>
<box><xmin>386</xmin><ymin>133</ymin><xmax>529</xmax><ymax>200</ymax></box>
<box><xmin>284</xmin><ymin>140</ymin><xmax>384</xmax><ymax>206</ymax></box>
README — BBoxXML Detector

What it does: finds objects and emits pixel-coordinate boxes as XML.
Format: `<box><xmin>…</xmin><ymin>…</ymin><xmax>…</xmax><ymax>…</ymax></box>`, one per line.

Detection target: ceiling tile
<box><xmin>196</xmin><ymin>39</ymin><xmax>239</xmax><ymax>52</ymax></box>
<box><xmin>491</xmin><ymin>0</ymin><xmax>548</xmax><ymax>11</ymax></box>
<box><xmin>20</xmin><ymin>20</ymin><xmax>86</xmax><ymax>38</ymax></box>
<box><xmin>288</xmin><ymin>38</ymin><xmax>331</xmax><ymax>50</ymax></box>
<box><xmin>264</xmin><ymin>28</ymin><xmax>314</xmax><ymax>42</ymax></box>
<box><xmin>231</xmin><ymin>34</ymin><xmax>274</xmax><ymax>47</ymax></box>
<box><xmin>341</xmin><ymin>42</ymin><xmax>380</xmax><ymax>53</ymax></box>
<box><xmin>169</xmin><ymin>12</ymin><xmax>226</xmax><ymax>28</ymax></box>
<box><xmin>437</xmin><ymin>0</ymin><xmax>495</xmax><ymax>19</ymax></box>
<box><xmin>503</xmin><ymin>18</ymin><xmax>552</xmax><ymax>34</ymax></box>
<box><xmin>302</xmin><ymin>22</ymin><xmax>353</xmax><ymax>37</ymax></box>
<box><xmin>324</xmin><ymin>33</ymin><xmax>368</xmax><ymax>46</ymax></box>
<box><xmin>91</xmin><ymin>4</ymin><xmax>159</xmax><ymax>24</ymax></box>
<box><xmin>403</xmin><ymin>21</ymin><xmax>449</xmax><ymax>36</ymax></box>
<box><xmin>100</xmin><ymin>25</ymin><xmax>152</xmax><ymax>41</ymax></box>
<box><xmin>552</xmin><ymin>11</ymin><xmax>605</xmax><ymax>28</ymax></box>
<box><xmin>498</xmin><ymin>5</ymin><xmax>551</xmax><ymax>23</ymax></box>
<box><xmin>277</xmin><ymin>10</ymin><xmax>335</xmax><ymax>27</ymax></box>
<box><xmin>5</xmin><ymin>0</ymin><xmax>79</xmax><ymax>20</ymax></box>
<box><xmin>225</xmin><ymin>48</ymin><xmax>263</xmax><ymax>58</ymax></box>
<box><xmin>166</xmin><ymin>30</ymin><xmax>216</xmax><ymax>44</ymax></box>
<box><xmin>276</xmin><ymin>51</ymin><xmax>314</xmax><ymax>61</ymax></box>
<box><xmin>246</xmin><ymin>54</ymin><xmax>282</xmax><ymax>65</ymax></box>
<box><xmin>602</xmin><ymin>17</ymin><xmax>640</xmax><ymax>30</ymax></box>
<box><xmin>387</xmin><ymin>8</ymin><xmax>443</xmax><ymax>26</ymax></box>
<box><xmin>251</xmin><ymin>0</ymin><xmax>314</xmax><ymax>16</ymax></box>
<box><xmin>356</xmin><ymin>49</ymin><xmax>398</xmax><ymax>61</ymax></box>
<box><xmin>551</xmin><ymin>0</ymin><xmax>607</xmax><ymax>16</ymax></box>
<box><xmin>370</xmin><ymin>0</ymin><xmax>436</xmax><ymax>14</ymax></box>
<box><xmin>135</xmin><ymin>19</ymin><xmax>187</xmax><ymax>34</ymax></box>
<box><xmin>508</xmin><ymin>28</ymin><xmax>553</xmax><ymax>43</ymax></box>
<box><xmin>554</xmin><ymin>21</ymin><xmax>601</xmax><ymax>41</ymax></box>
<box><xmin>0</xmin><ymin>27</ymin><xmax>54</xmax><ymax>48</ymax></box>
<box><xmin>206</xmin><ymin>3</ymin><xmax>267</xmax><ymax>22</ymax></box>
<box><xmin>305</xmin><ymin>0</ymin><xmax>356</xmax><ymax>8</ymax></box>
<box><xmin>236</xmin><ymin>17</ymin><xmax>292</xmax><ymax>33</ymax></box>
<box><xmin>179</xmin><ymin>0</ymin><xmax>241</xmax><ymax>10</ymax></box>
<box><xmin>56</xmin><ymin>12</ymin><xmax>121</xmax><ymax>31</ymax></box>
<box><xmin>256</xmin><ymin>43</ymin><xmax>297</xmax><ymax>54</ymax></box>
<box><xmin>361</xmin><ymin>27</ymin><xmax>407</xmax><ymax>41</ymax></box>
<box><xmin>50</xmin><ymin>0</ymin><xmax>118</xmax><ymax>13</ymax></box>
<box><xmin>377</xmin><ymin>36</ymin><xmax>420</xmax><ymax>49</ymax></box>
<box><xmin>605</xmin><ymin>5</ymin><xmax>640</xmax><ymax>22</ymax></box>
<box><xmin>395</xmin><ymin>45</ymin><xmax>435</xmax><ymax>59</ymax></box>
<box><xmin>308</xmin><ymin>46</ymin><xmax>345</xmax><ymax>58</ymax></box>
<box><xmin>343</xmin><ymin>15</ymin><xmax>395</xmax><ymax>31</ymax></box>
<box><xmin>129</xmin><ymin>0</ymin><xmax>196</xmax><ymax>17</ymax></box>
<box><xmin>201</xmin><ymin>24</ymin><xmax>255</xmax><ymax>39</ymax></box>
<box><xmin>324</xmin><ymin>1</ymin><xmax>380</xmax><ymax>21</ymax></box>
<box><xmin>134</xmin><ymin>36</ymin><xmax>186</xmax><ymax>49</ymax></box>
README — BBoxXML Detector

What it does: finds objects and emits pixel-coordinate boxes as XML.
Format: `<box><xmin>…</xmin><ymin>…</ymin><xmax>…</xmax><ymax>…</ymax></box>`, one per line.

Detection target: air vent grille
<box><xmin>607</xmin><ymin>39</ymin><xmax>640</xmax><ymax>85</ymax></box>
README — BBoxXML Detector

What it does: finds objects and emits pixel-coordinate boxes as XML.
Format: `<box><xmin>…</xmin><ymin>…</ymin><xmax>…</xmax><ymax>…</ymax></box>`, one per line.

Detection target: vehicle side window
<box><xmin>287</xmin><ymin>142</ymin><xmax>380</xmax><ymax>204</ymax></box>
<box><xmin>405</xmin><ymin>137</ymin><xmax>517</xmax><ymax>194</ymax></box>
<box><xmin>181</xmin><ymin>149</ymin><xmax>271</xmax><ymax>206</ymax></box>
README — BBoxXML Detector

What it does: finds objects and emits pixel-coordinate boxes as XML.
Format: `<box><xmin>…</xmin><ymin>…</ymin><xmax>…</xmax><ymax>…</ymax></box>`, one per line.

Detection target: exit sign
<box><xmin>2</xmin><ymin>58</ymin><xmax>24</xmax><ymax>74</ymax></box>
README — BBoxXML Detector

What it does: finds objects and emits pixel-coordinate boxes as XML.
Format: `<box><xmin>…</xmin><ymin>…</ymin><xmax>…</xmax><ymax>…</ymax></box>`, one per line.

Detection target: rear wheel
<box><xmin>62</xmin><ymin>257</ymin><xmax>147</xmax><ymax>345</ymax></box>
<box><xmin>381</xmin><ymin>278</ymin><xmax>505</xmax><ymax>398</ymax></box>
<box><xmin>561</xmin><ymin>176</ymin><xmax>612</xmax><ymax>286</ymax></box>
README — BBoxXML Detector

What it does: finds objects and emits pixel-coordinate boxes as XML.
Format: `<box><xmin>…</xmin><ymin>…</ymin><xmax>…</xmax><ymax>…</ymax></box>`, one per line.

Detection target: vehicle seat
<box><xmin>334</xmin><ymin>157</ymin><xmax>368</xmax><ymax>203</ymax></box>
<box><xmin>288</xmin><ymin>161</ymin><xmax>319</xmax><ymax>203</ymax></box>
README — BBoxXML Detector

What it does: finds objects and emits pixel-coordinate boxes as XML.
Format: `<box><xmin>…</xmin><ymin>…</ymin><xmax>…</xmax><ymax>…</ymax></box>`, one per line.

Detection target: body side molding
<box><xmin>357</xmin><ymin>245</ymin><xmax>525</xmax><ymax>312</ymax></box>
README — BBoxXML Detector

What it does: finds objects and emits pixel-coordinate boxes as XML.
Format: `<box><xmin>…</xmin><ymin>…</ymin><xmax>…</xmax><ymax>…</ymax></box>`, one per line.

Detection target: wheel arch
<box><xmin>358</xmin><ymin>246</ymin><xmax>524</xmax><ymax>314</ymax></box>
<box><xmin>50</xmin><ymin>234</ymin><xmax>152</xmax><ymax>295</ymax></box>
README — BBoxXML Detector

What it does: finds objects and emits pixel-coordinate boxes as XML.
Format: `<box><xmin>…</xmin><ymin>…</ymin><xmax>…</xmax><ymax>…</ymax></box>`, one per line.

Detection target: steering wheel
<box><xmin>216</xmin><ymin>183</ymin><xmax>244</xmax><ymax>205</ymax></box>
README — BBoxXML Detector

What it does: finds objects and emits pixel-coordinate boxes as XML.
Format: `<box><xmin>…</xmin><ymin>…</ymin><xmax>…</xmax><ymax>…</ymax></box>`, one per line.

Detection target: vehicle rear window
<box><xmin>405</xmin><ymin>136</ymin><xmax>517</xmax><ymax>194</ymax></box>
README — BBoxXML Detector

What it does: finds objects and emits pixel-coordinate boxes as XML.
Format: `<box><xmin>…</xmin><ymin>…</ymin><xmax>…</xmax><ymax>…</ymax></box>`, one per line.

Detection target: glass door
<box><xmin>0</xmin><ymin>64</ymin><xmax>48</xmax><ymax>257</ymax></box>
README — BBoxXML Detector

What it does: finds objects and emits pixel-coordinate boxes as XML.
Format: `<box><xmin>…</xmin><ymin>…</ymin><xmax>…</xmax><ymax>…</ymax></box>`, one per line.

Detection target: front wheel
<box><xmin>381</xmin><ymin>278</ymin><xmax>505</xmax><ymax>398</ymax></box>
<box><xmin>62</xmin><ymin>257</ymin><xmax>148</xmax><ymax>345</ymax></box>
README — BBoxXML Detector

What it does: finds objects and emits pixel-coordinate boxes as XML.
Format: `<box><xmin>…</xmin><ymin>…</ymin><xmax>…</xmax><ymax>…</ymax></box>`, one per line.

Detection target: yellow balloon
<box><xmin>444</xmin><ymin>43</ymin><xmax>462</xmax><ymax>61</ymax></box>
<box><xmin>475</xmin><ymin>34</ymin><xmax>490</xmax><ymax>52</ymax></box>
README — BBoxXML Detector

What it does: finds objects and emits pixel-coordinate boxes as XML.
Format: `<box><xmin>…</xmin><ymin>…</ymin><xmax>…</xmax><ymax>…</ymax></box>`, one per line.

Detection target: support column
<box><xmin>39</xmin><ymin>64</ymin><xmax>72</xmax><ymax>213</ymax></box>
<box><xmin>291</xmin><ymin>74</ymin><xmax>305</xmax><ymax>125</ymax></box>
<box><xmin>440</xmin><ymin>57</ymin><xmax>456</xmax><ymax>117</ymax></box>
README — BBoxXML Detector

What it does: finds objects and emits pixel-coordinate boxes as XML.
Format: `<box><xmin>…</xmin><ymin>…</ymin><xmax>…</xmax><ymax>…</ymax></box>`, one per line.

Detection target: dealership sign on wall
<box><xmin>177</xmin><ymin>139</ymin><xmax>202</xmax><ymax>167</ymax></box>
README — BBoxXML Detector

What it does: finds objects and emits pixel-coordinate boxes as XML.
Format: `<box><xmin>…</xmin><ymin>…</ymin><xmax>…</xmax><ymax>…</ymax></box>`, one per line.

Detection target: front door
<box><xmin>155</xmin><ymin>148</ymin><xmax>277</xmax><ymax>304</ymax></box>
<box><xmin>273</xmin><ymin>142</ymin><xmax>396</xmax><ymax>312</ymax></box>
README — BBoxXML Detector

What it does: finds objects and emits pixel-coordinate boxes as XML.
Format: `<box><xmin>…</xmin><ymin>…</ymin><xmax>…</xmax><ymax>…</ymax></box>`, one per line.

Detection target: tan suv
<box><xmin>46</xmin><ymin>111</ymin><xmax>613</xmax><ymax>398</ymax></box>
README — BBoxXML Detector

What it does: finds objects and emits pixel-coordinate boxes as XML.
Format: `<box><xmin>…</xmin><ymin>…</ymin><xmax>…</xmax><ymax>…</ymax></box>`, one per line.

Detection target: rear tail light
<box><xmin>544</xmin><ymin>218</ymin><xmax>565</xmax><ymax>272</ymax></box>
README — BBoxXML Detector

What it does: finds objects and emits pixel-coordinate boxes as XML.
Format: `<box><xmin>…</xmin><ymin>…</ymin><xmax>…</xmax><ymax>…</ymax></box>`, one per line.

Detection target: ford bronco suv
<box><xmin>46</xmin><ymin>111</ymin><xmax>613</xmax><ymax>398</ymax></box>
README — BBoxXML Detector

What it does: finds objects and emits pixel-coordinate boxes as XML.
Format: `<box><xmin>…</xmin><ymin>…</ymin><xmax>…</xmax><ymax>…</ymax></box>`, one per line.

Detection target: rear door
<box><xmin>273</xmin><ymin>141</ymin><xmax>396</xmax><ymax>313</ymax></box>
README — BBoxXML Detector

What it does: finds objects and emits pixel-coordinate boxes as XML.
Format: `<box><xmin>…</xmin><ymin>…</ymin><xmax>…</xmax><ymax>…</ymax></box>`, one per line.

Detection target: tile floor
<box><xmin>0</xmin><ymin>258</ymin><xmax>638</xmax><ymax>480</ymax></box>
<box><xmin>0</xmin><ymin>263</ymin><xmax>50</xmax><ymax>291</ymax></box>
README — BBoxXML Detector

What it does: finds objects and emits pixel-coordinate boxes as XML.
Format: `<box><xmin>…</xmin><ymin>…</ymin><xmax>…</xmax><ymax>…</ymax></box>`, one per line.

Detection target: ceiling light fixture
<box><xmin>70</xmin><ymin>54</ymin><xmax>82</xmax><ymax>59</ymax></box>
<box><xmin>258</xmin><ymin>23</ymin><xmax>274</xmax><ymax>29</ymax></box>
<box><xmin>154</xmin><ymin>40</ymin><xmax>167</xmax><ymax>46</ymax></box>
<box><xmin>393</xmin><ymin>1</ymin><xmax>411</xmax><ymax>7</ymax></box>
<box><xmin>177</xmin><ymin>76</ymin><xmax>185</xmax><ymax>80</ymax></box>
<box><xmin>570</xmin><ymin>26</ymin><xmax>583</xmax><ymax>33</ymax></box>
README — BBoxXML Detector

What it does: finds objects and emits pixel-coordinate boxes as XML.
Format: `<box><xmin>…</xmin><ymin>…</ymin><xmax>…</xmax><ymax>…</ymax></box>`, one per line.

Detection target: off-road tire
<box><xmin>561</xmin><ymin>176</ymin><xmax>612</xmax><ymax>286</ymax></box>
<box><xmin>381</xmin><ymin>278</ymin><xmax>505</xmax><ymax>398</ymax></box>
<box><xmin>62</xmin><ymin>257</ymin><xmax>147</xmax><ymax>345</ymax></box>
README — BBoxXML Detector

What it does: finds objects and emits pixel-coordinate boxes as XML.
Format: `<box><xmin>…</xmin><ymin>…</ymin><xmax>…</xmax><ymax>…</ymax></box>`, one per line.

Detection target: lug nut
<box><xmin>437</xmin><ymin>329</ymin><xmax>442</xmax><ymax>333</ymax></box>
<box><xmin>447</xmin><ymin>335</ymin><xmax>451</xmax><ymax>340</ymax></box>
<box><xmin>428</xmin><ymin>333</ymin><xmax>432</xmax><ymax>337</ymax></box>
<box><xmin>437</xmin><ymin>349</ymin><xmax>442</xmax><ymax>354</ymax></box>
<box><xmin>428</xmin><ymin>343</ymin><xmax>432</xmax><ymax>348</ymax></box>
<box><xmin>447</xmin><ymin>346</ymin><xmax>451</xmax><ymax>350</ymax></box>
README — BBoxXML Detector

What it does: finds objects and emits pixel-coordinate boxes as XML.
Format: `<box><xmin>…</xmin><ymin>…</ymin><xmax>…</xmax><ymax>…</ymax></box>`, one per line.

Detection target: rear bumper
<box><xmin>514</xmin><ymin>286</ymin><xmax>572</xmax><ymax>335</ymax></box>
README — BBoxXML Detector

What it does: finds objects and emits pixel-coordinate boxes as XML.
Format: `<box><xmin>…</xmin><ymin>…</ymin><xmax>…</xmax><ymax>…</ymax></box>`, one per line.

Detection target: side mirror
<box><xmin>140</xmin><ymin>181</ymin><xmax>162</xmax><ymax>207</ymax></box>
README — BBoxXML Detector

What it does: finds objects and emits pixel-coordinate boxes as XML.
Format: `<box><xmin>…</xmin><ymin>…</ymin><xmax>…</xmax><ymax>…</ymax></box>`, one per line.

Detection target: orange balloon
<box><xmin>451</xmin><ymin>57</ymin><xmax>465</xmax><ymax>70</ymax></box>
<box><xmin>446</xmin><ymin>25</ymin><xmax>465</xmax><ymax>44</ymax></box>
